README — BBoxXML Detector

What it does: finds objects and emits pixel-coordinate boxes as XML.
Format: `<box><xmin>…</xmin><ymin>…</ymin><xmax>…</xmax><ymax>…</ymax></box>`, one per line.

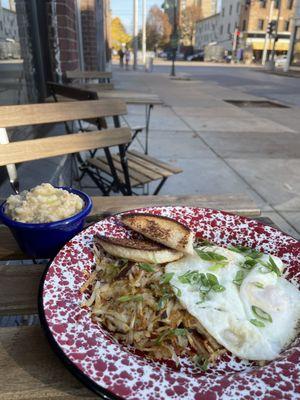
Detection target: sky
<box><xmin>110</xmin><ymin>0</ymin><xmax>162</xmax><ymax>33</ymax></box>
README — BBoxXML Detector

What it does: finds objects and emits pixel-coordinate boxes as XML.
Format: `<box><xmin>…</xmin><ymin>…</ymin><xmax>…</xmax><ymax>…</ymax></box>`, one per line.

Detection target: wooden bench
<box><xmin>0</xmin><ymin>194</ymin><xmax>263</xmax><ymax>399</ymax></box>
<box><xmin>0</xmin><ymin>99</ymin><xmax>132</xmax><ymax>196</ymax></box>
<box><xmin>45</xmin><ymin>83</ymin><xmax>181</xmax><ymax>194</ymax></box>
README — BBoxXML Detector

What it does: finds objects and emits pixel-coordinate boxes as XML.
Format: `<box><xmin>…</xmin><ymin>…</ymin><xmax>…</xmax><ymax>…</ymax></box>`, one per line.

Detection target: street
<box><xmin>114</xmin><ymin>62</ymin><xmax>300</xmax><ymax>238</ymax></box>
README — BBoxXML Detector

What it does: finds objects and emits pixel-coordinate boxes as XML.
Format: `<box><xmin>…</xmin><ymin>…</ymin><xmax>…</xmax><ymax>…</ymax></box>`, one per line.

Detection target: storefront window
<box><xmin>291</xmin><ymin>26</ymin><xmax>300</xmax><ymax>66</ymax></box>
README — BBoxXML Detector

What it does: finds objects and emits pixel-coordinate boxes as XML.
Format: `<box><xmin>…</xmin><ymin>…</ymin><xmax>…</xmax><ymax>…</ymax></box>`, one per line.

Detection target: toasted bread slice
<box><xmin>95</xmin><ymin>234</ymin><xmax>183</xmax><ymax>264</ymax></box>
<box><xmin>120</xmin><ymin>213</ymin><xmax>194</xmax><ymax>255</ymax></box>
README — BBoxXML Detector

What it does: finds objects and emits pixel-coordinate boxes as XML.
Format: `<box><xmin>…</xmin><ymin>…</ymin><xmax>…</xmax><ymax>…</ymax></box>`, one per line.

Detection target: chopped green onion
<box><xmin>252</xmin><ymin>305</ymin><xmax>272</xmax><ymax>323</ymax></box>
<box><xmin>195</xmin><ymin>249</ymin><xmax>227</xmax><ymax>262</ymax></box>
<box><xmin>172</xmin><ymin>328</ymin><xmax>186</xmax><ymax>336</ymax></box>
<box><xmin>208</xmin><ymin>261</ymin><xmax>228</xmax><ymax>271</ymax></box>
<box><xmin>138</xmin><ymin>263</ymin><xmax>155</xmax><ymax>272</ymax></box>
<box><xmin>206</xmin><ymin>273</ymin><xmax>218</xmax><ymax>286</ymax></box>
<box><xmin>194</xmin><ymin>355</ymin><xmax>209</xmax><ymax>371</ymax></box>
<box><xmin>240</xmin><ymin>258</ymin><xmax>258</xmax><ymax>270</ymax></box>
<box><xmin>228</xmin><ymin>245</ymin><xmax>263</xmax><ymax>260</ymax></box>
<box><xmin>253</xmin><ymin>282</ymin><xmax>264</xmax><ymax>289</ymax></box>
<box><xmin>233</xmin><ymin>270</ymin><xmax>246</xmax><ymax>286</ymax></box>
<box><xmin>173</xmin><ymin>286</ymin><xmax>182</xmax><ymax>297</ymax></box>
<box><xmin>259</xmin><ymin>256</ymin><xmax>281</xmax><ymax>277</ymax></box>
<box><xmin>212</xmin><ymin>284</ymin><xmax>225</xmax><ymax>292</ymax></box>
<box><xmin>250</xmin><ymin>319</ymin><xmax>265</xmax><ymax>328</ymax></box>
<box><xmin>160</xmin><ymin>272</ymin><xmax>174</xmax><ymax>284</ymax></box>
<box><xmin>118</xmin><ymin>295</ymin><xmax>143</xmax><ymax>303</ymax></box>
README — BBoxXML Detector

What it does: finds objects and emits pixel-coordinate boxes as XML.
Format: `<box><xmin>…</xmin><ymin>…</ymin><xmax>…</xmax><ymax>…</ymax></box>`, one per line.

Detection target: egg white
<box><xmin>166</xmin><ymin>246</ymin><xmax>300</xmax><ymax>361</ymax></box>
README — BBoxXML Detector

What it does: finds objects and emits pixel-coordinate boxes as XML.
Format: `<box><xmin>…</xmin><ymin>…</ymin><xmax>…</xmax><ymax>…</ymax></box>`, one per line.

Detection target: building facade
<box><xmin>289</xmin><ymin>0</ymin><xmax>300</xmax><ymax>65</ymax></box>
<box><xmin>195</xmin><ymin>12</ymin><xmax>220</xmax><ymax>49</ymax></box>
<box><xmin>239</xmin><ymin>0</ymin><xmax>295</xmax><ymax>62</ymax></box>
<box><xmin>195</xmin><ymin>0</ymin><xmax>243</xmax><ymax>51</ymax></box>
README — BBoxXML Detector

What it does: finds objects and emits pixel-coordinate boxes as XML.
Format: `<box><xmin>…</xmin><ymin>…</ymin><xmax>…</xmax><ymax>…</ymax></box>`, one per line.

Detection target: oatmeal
<box><xmin>5</xmin><ymin>183</ymin><xmax>84</xmax><ymax>223</ymax></box>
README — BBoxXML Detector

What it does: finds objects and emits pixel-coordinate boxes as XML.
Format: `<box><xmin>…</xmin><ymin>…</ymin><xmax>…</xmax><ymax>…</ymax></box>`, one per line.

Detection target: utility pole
<box><xmin>142</xmin><ymin>0</ymin><xmax>147</xmax><ymax>65</ymax></box>
<box><xmin>270</xmin><ymin>0</ymin><xmax>281</xmax><ymax>67</ymax></box>
<box><xmin>262</xmin><ymin>0</ymin><xmax>274</xmax><ymax>65</ymax></box>
<box><xmin>133</xmin><ymin>0</ymin><xmax>138</xmax><ymax>70</ymax></box>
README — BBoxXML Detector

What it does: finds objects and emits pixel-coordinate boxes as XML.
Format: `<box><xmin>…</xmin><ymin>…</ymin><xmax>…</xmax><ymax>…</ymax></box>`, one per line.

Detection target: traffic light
<box><xmin>267</xmin><ymin>20</ymin><xmax>277</xmax><ymax>35</ymax></box>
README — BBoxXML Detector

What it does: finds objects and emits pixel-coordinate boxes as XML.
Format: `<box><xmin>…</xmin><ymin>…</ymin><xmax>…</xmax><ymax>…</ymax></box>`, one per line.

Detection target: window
<box><xmin>242</xmin><ymin>19</ymin><xmax>247</xmax><ymax>31</ymax></box>
<box><xmin>229</xmin><ymin>4</ymin><xmax>233</xmax><ymax>15</ymax></box>
<box><xmin>220</xmin><ymin>25</ymin><xmax>223</xmax><ymax>34</ymax></box>
<box><xmin>236</xmin><ymin>2</ymin><xmax>240</xmax><ymax>13</ymax></box>
<box><xmin>287</xmin><ymin>0</ymin><xmax>293</xmax><ymax>9</ymax></box>
<box><xmin>258</xmin><ymin>19</ymin><xmax>264</xmax><ymax>30</ymax></box>
<box><xmin>222</xmin><ymin>7</ymin><xmax>225</xmax><ymax>16</ymax></box>
<box><xmin>227</xmin><ymin>23</ymin><xmax>231</xmax><ymax>33</ymax></box>
<box><xmin>274</xmin><ymin>0</ymin><xmax>279</xmax><ymax>9</ymax></box>
<box><xmin>284</xmin><ymin>20</ymin><xmax>290</xmax><ymax>31</ymax></box>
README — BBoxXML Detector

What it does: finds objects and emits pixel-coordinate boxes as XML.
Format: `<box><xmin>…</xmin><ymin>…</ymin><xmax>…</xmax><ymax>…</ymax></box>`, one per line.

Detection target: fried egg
<box><xmin>166</xmin><ymin>245</ymin><xmax>300</xmax><ymax>361</ymax></box>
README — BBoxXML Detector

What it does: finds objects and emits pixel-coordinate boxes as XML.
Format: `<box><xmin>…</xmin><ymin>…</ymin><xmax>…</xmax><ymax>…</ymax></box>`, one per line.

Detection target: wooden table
<box><xmin>0</xmin><ymin>194</ymin><xmax>263</xmax><ymax>399</ymax></box>
<box><xmin>76</xmin><ymin>87</ymin><xmax>163</xmax><ymax>155</ymax></box>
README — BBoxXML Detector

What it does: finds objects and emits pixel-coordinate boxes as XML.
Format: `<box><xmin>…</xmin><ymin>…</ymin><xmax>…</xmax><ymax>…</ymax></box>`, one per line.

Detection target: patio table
<box><xmin>0</xmin><ymin>194</ymin><xmax>265</xmax><ymax>399</ymax></box>
<box><xmin>73</xmin><ymin>86</ymin><xmax>163</xmax><ymax>154</ymax></box>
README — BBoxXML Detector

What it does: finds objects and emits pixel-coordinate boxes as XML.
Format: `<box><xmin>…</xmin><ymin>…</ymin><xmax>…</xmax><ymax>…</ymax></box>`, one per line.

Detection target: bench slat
<box><xmin>128</xmin><ymin>150</ymin><xmax>183</xmax><ymax>173</ymax></box>
<box><xmin>0</xmin><ymin>99</ymin><xmax>126</xmax><ymax>128</ymax></box>
<box><xmin>127</xmin><ymin>153</ymin><xmax>176</xmax><ymax>177</ymax></box>
<box><xmin>110</xmin><ymin>155</ymin><xmax>152</xmax><ymax>183</ymax></box>
<box><xmin>0</xmin><ymin>128</ymin><xmax>131</xmax><ymax>166</ymax></box>
<box><xmin>76</xmin><ymin>83</ymin><xmax>114</xmax><ymax>91</ymax></box>
<box><xmin>87</xmin><ymin>157</ymin><xmax>141</xmax><ymax>186</ymax></box>
<box><xmin>0</xmin><ymin>326</ymin><xmax>97</xmax><ymax>399</ymax></box>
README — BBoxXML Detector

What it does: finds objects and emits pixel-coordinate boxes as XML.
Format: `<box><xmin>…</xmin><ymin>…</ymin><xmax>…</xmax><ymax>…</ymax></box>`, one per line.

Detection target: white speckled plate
<box><xmin>39</xmin><ymin>207</ymin><xmax>300</xmax><ymax>399</ymax></box>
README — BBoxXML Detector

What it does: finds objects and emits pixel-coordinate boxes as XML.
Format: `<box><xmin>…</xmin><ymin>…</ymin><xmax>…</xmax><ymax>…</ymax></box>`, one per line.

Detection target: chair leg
<box><xmin>153</xmin><ymin>177</ymin><xmax>167</xmax><ymax>195</ymax></box>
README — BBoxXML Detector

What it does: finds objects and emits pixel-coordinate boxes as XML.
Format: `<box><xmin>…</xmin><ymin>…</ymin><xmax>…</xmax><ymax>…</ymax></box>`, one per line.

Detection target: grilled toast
<box><xmin>120</xmin><ymin>213</ymin><xmax>194</xmax><ymax>255</ymax></box>
<box><xmin>95</xmin><ymin>234</ymin><xmax>183</xmax><ymax>264</ymax></box>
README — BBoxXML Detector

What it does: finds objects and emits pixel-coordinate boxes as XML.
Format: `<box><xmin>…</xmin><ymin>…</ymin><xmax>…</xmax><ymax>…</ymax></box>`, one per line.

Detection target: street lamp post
<box><xmin>163</xmin><ymin>0</ymin><xmax>178</xmax><ymax>77</ymax></box>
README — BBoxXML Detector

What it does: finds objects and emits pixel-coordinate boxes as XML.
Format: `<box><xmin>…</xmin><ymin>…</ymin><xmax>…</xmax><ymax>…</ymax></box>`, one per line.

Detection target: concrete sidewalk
<box><xmin>113</xmin><ymin>65</ymin><xmax>300</xmax><ymax>239</ymax></box>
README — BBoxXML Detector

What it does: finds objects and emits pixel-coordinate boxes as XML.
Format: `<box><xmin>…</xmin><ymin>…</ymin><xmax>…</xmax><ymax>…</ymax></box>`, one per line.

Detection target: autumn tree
<box><xmin>111</xmin><ymin>17</ymin><xmax>132</xmax><ymax>50</ymax></box>
<box><xmin>146</xmin><ymin>5</ymin><xmax>172</xmax><ymax>50</ymax></box>
<box><xmin>180</xmin><ymin>5</ymin><xmax>202</xmax><ymax>46</ymax></box>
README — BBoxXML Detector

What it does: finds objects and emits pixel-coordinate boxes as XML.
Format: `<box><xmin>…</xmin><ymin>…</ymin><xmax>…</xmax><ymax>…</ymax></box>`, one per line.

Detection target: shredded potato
<box><xmin>80</xmin><ymin>243</ymin><xmax>225</xmax><ymax>369</ymax></box>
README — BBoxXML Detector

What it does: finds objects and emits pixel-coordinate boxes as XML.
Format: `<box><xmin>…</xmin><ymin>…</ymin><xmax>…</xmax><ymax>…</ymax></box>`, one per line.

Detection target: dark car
<box><xmin>187</xmin><ymin>52</ymin><xmax>204</xmax><ymax>61</ymax></box>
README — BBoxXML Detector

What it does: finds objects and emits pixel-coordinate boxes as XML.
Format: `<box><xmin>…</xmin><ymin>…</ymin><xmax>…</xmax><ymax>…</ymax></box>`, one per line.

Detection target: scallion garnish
<box><xmin>194</xmin><ymin>355</ymin><xmax>209</xmax><ymax>371</ymax></box>
<box><xmin>195</xmin><ymin>249</ymin><xmax>228</xmax><ymax>262</ymax></box>
<box><xmin>252</xmin><ymin>305</ymin><xmax>272</xmax><ymax>323</ymax></box>
<box><xmin>118</xmin><ymin>295</ymin><xmax>143</xmax><ymax>303</ymax></box>
<box><xmin>259</xmin><ymin>256</ymin><xmax>281</xmax><ymax>277</ymax></box>
<box><xmin>228</xmin><ymin>245</ymin><xmax>263</xmax><ymax>260</ymax></box>
<box><xmin>138</xmin><ymin>263</ymin><xmax>155</xmax><ymax>272</ymax></box>
<box><xmin>233</xmin><ymin>270</ymin><xmax>246</xmax><ymax>286</ymax></box>
<box><xmin>160</xmin><ymin>272</ymin><xmax>174</xmax><ymax>284</ymax></box>
<box><xmin>253</xmin><ymin>282</ymin><xmax>264</xmax><ymax>289</ymax></box>
<box><xmin>250</xmin><ymin>319</ymin><xmax>265</xmax><ymax>328</ymax></box>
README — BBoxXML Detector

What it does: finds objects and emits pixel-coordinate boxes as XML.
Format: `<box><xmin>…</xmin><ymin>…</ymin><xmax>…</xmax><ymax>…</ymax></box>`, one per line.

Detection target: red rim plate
<box><xmin>40</xmin><ymin>207</ymin><xmax>300</xmax><ymax>400</ymax></box>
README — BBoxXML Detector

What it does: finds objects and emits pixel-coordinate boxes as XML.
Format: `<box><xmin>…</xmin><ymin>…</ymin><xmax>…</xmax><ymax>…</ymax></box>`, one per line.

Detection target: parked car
<box><xmin>187</xmin><ymin>52</ymin><xmax>204</xmax><ymax>61</ymax></box>
<box><xmin>167</xmin><ymin>52</ymin><xmax>185</xmax><ymax>60</ymax></box>
<box><xmin>275</xmin><ymin>55</ymin><xmax>287</xmax><ymax>68</ymax></box>
<box><xmin>158</xmin><ymin>51</ymin><xmax>167</xmax><ymax>58</ymax></box>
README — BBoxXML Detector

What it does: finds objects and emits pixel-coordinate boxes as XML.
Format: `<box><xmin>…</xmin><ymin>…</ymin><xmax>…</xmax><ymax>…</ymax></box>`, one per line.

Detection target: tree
<box><xmin>146</xmin><ymin>6</ymin><xmax>172</xmax><ymax>50</ymax></box>
<box><xmin>180</xmin><ymin>5</ymin><xmax>202</xmax><ymax>46</ymax></box>
<box><xmin>111</xmin><ymin>17</ymin><xmax>132</xmax><ymax>50</ymax></box>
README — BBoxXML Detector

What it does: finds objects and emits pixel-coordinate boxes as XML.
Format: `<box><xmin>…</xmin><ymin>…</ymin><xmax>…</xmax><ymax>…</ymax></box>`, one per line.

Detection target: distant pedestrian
<box><xmin>125</xmin><ymin>49</ymin><xmax>130</xmax><ymax>70</ymax></box>
<box><xmin>118</xmin><ymin>49</ymin><xmax>124</xmax><ymax>68</ymax></box>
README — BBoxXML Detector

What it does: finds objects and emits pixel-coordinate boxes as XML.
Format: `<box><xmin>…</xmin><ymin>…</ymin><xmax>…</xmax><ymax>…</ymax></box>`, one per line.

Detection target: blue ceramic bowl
<box><xmin>0</xmin><ymin>187</ymin><xmax>92</xmax><ymax>259</ymax></box>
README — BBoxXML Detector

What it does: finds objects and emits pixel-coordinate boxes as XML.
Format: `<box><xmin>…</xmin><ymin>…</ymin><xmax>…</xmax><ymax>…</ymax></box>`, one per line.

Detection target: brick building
<box><xmin>14</xmin><ymin>0</ymin><xmax>110</xmax><ymax>102</ymax></box>
<box><xmin>239</xmin><ymin>0</ymin><xmax>295</xmax><ymax>62</ymax></box>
